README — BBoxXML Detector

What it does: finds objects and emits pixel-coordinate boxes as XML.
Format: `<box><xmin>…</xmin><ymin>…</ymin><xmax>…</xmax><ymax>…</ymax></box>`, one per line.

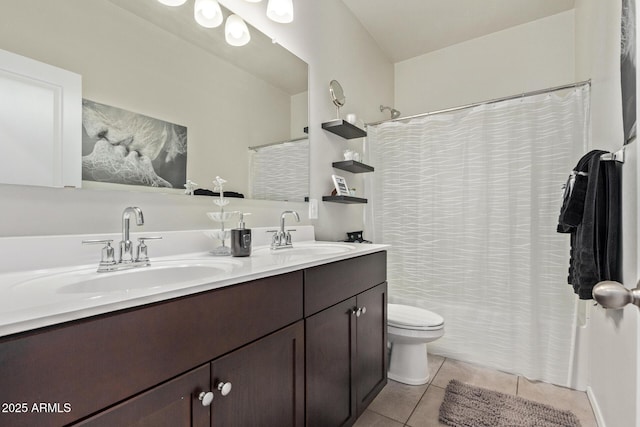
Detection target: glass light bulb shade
<box><xmin>194</xmin><ymin>0</ymin><xmax>223</xmax><ymax>28</ymax></box>
<box><xmin>157</xmin><ymin>0</ymin><xmax>188</xmax><ymax>6</ymax></box>
<box><xmin>225</xmin><ymin>15</ymin><xmax>251</xmax><ymax>46</ymax></box>
<box><xmin>267</xmin><ymin>0</ymin><xmax>293</xmax><ymax>23</ymax></box>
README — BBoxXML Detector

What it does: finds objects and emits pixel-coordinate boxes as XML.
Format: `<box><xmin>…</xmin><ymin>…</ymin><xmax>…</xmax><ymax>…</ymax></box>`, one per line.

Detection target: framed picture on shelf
<box><xmin>331</xmin><ymin>174</ymin><xmax>350</xmax><ymax>196</ymax></box>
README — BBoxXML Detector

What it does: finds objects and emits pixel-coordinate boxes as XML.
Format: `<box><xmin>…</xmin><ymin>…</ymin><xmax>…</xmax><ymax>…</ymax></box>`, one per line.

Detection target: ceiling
<box><xmin>341</xmin><ymin>0</ymin><xmax>576</xmax><ymax>63</ymax></box>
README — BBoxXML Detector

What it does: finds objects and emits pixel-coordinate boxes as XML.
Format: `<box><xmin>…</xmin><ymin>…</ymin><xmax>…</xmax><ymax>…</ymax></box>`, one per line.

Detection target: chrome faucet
<box><xmin>271</xmin><ymin>210</ymin><xmax>300</xmax><ymax>250</ymax></box>
<box><xmin>120</xmin><ymin>207</ymin><xmax>144</xmax><ymax>263</ymax></box>
<box><xmin>83</xmin><ymin>206</ymin><xmax>161</xmax><ymax>272</ymax></box>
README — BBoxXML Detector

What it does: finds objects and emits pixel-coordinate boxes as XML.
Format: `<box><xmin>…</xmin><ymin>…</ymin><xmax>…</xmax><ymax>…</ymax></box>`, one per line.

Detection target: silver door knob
<box><xmin>217</xmin><ymin>381</ymin><xmax>232</xmax><ymax>396</ymax></box>
<box><xmin>198</xmin><ymin>391</ymin><xmax>214</xmax><ymax>406</ymax></box>
<box><xmin>593</xmin><ymin>281</ymin><xmax>640</xmax><ymax>309</ymax></box>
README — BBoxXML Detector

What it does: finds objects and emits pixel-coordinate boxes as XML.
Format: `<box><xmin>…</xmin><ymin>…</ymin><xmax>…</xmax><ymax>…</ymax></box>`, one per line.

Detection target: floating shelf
<box><xmin>332</xmin><ymin>160</ymin><xmax>374</xmax><ymax>173</ymax></box>
<box><xmin>322</xmin><ymin>195</ymin><xmax>368</xmax><ymax>204</ymax></box>
<box><xmin>321</xmin><ymin>119</ymin><xmax>367</xmax><ymax>139</ymax></box>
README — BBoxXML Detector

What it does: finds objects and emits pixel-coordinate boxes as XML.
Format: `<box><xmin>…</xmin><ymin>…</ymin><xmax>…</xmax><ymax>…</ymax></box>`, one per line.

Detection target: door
<box><xmin>355</xmin><ymin>283</ymin><xmax>388</xmax><ymax>416</ymax></box>
<box><xmin>74</xmin><ymin>364</ymin><xmax>210</xmax><ymax>427</ymax></box>
<box><xmin>306</xmin><ymin>298</ymin><xmax>357</xmax><ymax>427</ymax></box>
<box><xmin>210</xmin><ymin>321</ymin><xmax>304</xmax><ymax>427</ymax></box>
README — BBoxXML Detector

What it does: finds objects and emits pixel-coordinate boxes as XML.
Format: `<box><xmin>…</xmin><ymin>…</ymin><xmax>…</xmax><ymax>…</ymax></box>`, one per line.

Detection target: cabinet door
<box><xmin>355</xmin><ymin>282</ymin><xmax>388</xmax><ymax>416</ymax></box>
<box><xmin>210</xmin><ymin>321</ymin><xmax>304</xmax><ymax>427</ymax></box>
<box><xmin>74</xmin><ymin>364</ymin><xmax>210</xmax><ymax>427</ymax></box>
<box><xmin>306</xmin><ymin>298</ymin><xmax>357</xmax><ymax>427</ymax></box>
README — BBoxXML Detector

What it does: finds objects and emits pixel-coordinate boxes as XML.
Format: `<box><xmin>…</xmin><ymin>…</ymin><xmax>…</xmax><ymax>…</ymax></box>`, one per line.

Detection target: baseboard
<box><xmin>586</xmin><ymin>386</ymin><xmax>606</xmax><ymax>427</ymax></box>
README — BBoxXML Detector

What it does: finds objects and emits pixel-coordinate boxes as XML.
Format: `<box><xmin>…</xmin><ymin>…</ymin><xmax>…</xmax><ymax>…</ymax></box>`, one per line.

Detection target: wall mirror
<box><xmin>0</xmin><ymin>0</ymin><xmax>309</xmax><ymax>202</ymax></box>
<box><xmin>329</xmin><ymin>79</ymin><xmax>346</xmax><ymax>119</ymax></box>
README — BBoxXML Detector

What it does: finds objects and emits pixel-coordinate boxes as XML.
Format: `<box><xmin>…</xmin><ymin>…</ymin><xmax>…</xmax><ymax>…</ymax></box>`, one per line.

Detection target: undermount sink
<box><xmin>254</xmin><ymin>242</ymin><xmax>357</xmax><ymax>258</ymax></box>
<box><xmin>11</xmin><ymin>259</ymin><xmax>242</xmax><ymax>295</ymax></box>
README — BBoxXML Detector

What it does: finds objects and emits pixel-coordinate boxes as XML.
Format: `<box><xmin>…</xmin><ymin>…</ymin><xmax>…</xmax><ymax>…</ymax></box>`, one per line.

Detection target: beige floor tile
<box><xmin>353</xmin><ymin>409</ymin><xmax>405</xmax><ymax>427</ymax></box>
<box><xmin>517</xmin><ymin>377</ymin><xmax>598</xmax><ymax>427</ymax></box>
<box><xmin>427</xmin><ymin>354</ymin><xmax>446</xmax><ymax>383</ymax></box>
<box><xmin>431</xmin><ymin>358</ymin><xmax>518</xmax><ymax>395</ymax></box>
<box><xmin>406</xmin><ymin>385</ymin><xmax>449</xmax><ymax>427</ymax></box>
<box><xmin>368</xmin><ymin>379</ymin><xmax>428</xmax><ymax>423</ymax></box>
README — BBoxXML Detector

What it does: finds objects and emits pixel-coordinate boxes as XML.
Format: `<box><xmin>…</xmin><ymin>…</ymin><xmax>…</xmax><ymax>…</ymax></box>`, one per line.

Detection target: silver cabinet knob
<box><xmin>217</xmin><ymin>381</ymin><xmax>232</xmax><ymax>396</ymax></box>
<box><xmin>593</xmin><ymin>281</ymin><xmax>640</xmax><ymax>309</ymax></box>
<box><xmin>198</xmin><ymin>391</ymin><xmax>214</xmax><ymax>406</ymax></box>
<box><xmin>352</xmin><ymin>306</ymin><xmax>366</xmax><ymax>317</ymax></box>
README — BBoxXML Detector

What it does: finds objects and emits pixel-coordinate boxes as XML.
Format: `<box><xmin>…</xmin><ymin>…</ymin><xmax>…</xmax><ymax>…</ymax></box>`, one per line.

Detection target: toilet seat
<box><xmin>388</xmin><ymin>303</ymin><xmax>444</xmax><ymax>331</ymax></box>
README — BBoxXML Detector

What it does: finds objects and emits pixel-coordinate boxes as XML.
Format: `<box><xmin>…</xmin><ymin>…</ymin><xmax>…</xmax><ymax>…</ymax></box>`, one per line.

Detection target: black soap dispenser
<box><xmin>231</xmin><ymin>212</ymin><xmax>252</xmax><ymax>257</ymax></box>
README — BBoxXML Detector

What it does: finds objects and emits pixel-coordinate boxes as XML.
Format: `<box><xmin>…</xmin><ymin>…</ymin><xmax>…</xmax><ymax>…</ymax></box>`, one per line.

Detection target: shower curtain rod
<box><xmin>248</xmin><ymin>136</ymin><xmax>308</xmax><ymax>151</ymax></box>
<box><xmin>366</xmin><ymin>79</ymin><xmax>591</xmax><ymax>127</ymax></box>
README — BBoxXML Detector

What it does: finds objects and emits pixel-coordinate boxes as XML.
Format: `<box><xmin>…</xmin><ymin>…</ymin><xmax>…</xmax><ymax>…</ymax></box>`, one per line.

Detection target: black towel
<box><xmin>557</xmin><ymin>149</ymin><xmax>622</xmax><ymax>299</ymax></box>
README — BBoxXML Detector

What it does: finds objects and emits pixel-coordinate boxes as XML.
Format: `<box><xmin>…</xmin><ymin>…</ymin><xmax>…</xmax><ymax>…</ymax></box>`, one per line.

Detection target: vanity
<box><xmin>0</xmin><ymin>231</ymin><xmax>387</xmax><ymax>427</ymax></box>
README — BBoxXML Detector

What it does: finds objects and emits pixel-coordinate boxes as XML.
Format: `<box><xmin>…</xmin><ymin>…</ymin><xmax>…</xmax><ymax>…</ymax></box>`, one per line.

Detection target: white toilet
<box><xmin>387</xmin><ymin>303</ymin><xmax>445</xmax><ymax>385</ymax></box>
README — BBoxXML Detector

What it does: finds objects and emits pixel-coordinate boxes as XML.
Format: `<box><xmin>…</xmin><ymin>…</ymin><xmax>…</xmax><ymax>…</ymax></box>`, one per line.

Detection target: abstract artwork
<box><xmin>82</xmin><ymin>99</ymin><xmax>187</xmax><ymax>188</ymax></box>
<box><xmin>621</xmin><ymin>0</ymin><xmax>636</xmax><ymax>144</ymax></box>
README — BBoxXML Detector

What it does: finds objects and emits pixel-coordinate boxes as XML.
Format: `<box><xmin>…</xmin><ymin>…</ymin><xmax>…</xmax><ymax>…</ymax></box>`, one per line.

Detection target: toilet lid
<box><xmin>388</xmin><ymin>304</ymin><xmax>444</xmax><ymax>329</ymax></box>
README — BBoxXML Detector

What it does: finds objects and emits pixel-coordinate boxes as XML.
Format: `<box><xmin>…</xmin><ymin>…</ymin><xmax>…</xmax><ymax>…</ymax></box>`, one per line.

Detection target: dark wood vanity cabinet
<box><xmin>0</xmin><ymin>272</ymin><xmax>303</xmax><ymax>427</ymax></box>
<box><xmin>76</xmin><ymin>321</ymin><xmax>304</xmax><ymax>427</ymax></box>
<box><xmin>0</xmin><ymin>251</ymin><xmax>386</xmax><ymax>427</ymax></box>
<box><xmin>305</xmin><ymin>252</ymin><xmax>388</xmax><ymax>427</ymax></box>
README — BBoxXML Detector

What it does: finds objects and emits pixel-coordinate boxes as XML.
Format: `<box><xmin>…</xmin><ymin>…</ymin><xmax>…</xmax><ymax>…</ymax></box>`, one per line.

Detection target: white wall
<box><xmin>0</xmin><ymin>0</ymin><xmax>393</xmax><ymax>239</ymax></box>
<box><xmin>575</xmin><ymin>0</ymin><xmax>639</xmax><ymax>425</ymax></box>
<box><xmin>395</xmin><ymin>11</ymin><xmax>575</xmax><ymax>116</ymax></box>
<box><xmin>218</xmin><ymin>0</ymin><xmax>394</xmax><ymax>241</ymax></box>
<box><xmin>291</xmin><ymin>91</ymin><xmax>309</xmax><ymax>140</ymax></box>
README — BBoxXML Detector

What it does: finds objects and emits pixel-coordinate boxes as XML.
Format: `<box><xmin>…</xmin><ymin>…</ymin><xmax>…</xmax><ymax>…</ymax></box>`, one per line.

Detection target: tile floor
<box><xmin>354</xmin><ymin>355</ymin><xmax>598</xmax><ymax>427</ymax></box>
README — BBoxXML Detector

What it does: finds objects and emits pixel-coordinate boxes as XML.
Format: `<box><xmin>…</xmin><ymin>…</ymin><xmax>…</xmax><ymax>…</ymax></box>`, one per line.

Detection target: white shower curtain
<box><xmin>248</xmin><ymin>139</ymin><xmax>309</xmax><ymax>202</ymax></box>
<box><xmin>364</xmin><ymin>86</ymin><xmax>590</xmax><ymax>387</ymax></box>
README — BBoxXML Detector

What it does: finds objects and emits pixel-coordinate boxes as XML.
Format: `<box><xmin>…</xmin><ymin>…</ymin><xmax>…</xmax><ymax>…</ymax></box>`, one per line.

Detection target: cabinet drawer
<box><xmin>0</xmin><ymin>271</ymin><xmax>303</xmax><ymax>427</ymax></box>
<box><xmin>304</xmin><ymin>251</ymin><xmax>386</xmax><ymax>316</ymax></box>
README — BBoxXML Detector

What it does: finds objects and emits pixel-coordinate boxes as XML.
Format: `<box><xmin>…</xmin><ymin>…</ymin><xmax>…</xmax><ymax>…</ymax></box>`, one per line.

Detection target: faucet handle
<box><xmin>82</xmin><ymin>239</ymin><xmax>116</xmax><ymax>269</ymax></box>
<box><xmin>136</xmin><ymin>236</ymin><xmax>162</xmax><ymax>263</ymax></box>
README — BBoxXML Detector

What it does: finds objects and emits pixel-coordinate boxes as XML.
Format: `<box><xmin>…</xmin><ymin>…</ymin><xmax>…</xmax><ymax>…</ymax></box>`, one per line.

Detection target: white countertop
<box><xmin>0</xmin><ymin>229</ymin><xmax>388</xmax><ymax>338</ymax></box>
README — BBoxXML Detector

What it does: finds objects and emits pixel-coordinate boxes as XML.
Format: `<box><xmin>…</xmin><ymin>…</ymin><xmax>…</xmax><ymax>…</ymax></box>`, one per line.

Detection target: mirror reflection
<box><xmin>0</xmin><ymin>0</ymin><xmax>309</xmax><ymax>201</ymax></box>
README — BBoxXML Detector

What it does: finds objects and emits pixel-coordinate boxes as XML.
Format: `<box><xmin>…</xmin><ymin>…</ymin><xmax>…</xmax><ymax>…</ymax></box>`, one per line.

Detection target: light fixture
<box><xmin>225</xmin><ymin>14</ymin><xmax>251</xmax><ymax>46</ymax></box>
<box><xmin>194</xmin><ymin>0</ymin><xmax>223</xmax><ymax>28</ymax></box>
<box><xmin>157</xmin><ymin>0</ymin><xmax>188</xmax><ymax>6</ymax></box>
<box><xmin>266</xmin><ymin>0</ymin><xmax>293</xmax><ymax>23</ymax></box>
<box><xmin>159</xmin><ymin>0</ymin><xmax>285</xmax><ymax>47</ymax></box>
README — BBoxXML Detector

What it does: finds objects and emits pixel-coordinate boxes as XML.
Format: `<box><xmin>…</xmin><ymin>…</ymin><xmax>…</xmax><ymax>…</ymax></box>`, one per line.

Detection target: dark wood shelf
<box><xmin>321</xmin><ymin>119</ymin><xmax>367</xmax><ymax>139</ymax></box>
<box><xmin>322</xmin><ymin>195</ymin><xmax>368</xmax><ymax>204</ymax></box>
<box><xmin>332</xmin><ymin>160</ymin><xmax>374</xmax><ymax>173</ymax></box>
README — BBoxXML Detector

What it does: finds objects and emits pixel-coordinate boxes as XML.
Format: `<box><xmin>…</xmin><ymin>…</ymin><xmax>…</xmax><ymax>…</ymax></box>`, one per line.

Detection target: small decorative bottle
<box><xmin>231</xmin><ymin>212</ymin><xmax>252</xmax><ymax>257</ymax></box>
